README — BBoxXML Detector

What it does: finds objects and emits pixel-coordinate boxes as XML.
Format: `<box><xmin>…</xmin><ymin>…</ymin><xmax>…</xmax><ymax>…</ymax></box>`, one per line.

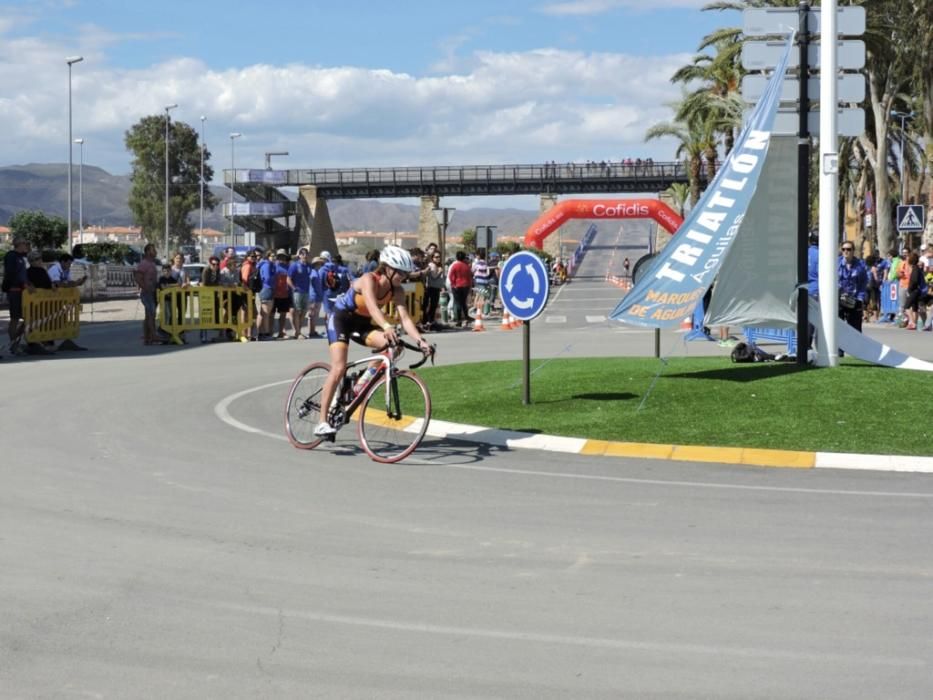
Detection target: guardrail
<box><xmin>157</xmin><ymin>287</ymin><xmax>256</xmax><ymax>344</ymax></box>
<box><xmin>22</xmin><ymin>288</ymin><xmax>81</xmax><ymax>343</ymax></box>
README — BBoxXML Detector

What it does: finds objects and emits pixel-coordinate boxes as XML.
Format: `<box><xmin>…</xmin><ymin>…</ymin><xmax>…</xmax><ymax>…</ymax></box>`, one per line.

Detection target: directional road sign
<box><xmin>742</xmin><ymin>40</ymin><xmax>865</xmax><ymax>71</ymax></box>
<box><xmin>763</xmin><ymin>107</ymin><xmax>865</xmax><ymax>137</ymax></box>
<box><xmin>743</xmin><ymin>6</ymin><xmax>865</xmax><ymax>37</ymax></box>
<box><xmin>499</xmin><ymin>251</ymin><xmax>550</xmax><ymax>322</ymax></box>
<box><xmin>741</xmin><ymin>73</ymin><xmax>865</xmax><ymax>104</ymax></box>
<box><xmin>897</xmin><ymin>205</ymin><xmax>926</xmax><ymax>233</ymax></box>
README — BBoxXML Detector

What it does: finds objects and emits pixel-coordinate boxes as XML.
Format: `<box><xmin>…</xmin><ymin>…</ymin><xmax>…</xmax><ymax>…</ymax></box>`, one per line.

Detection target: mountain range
<box><xmin>0</xmin><ymin>163</ymin><xmax>595</xmax><ymax>240</ymax></box>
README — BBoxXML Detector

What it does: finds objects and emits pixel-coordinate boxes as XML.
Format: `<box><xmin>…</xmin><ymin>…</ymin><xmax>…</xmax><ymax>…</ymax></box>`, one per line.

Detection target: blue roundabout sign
<box><xmin>499</xmin><ymin>251</ymin><xmax>550</xmax><ymax>322</ymax></box>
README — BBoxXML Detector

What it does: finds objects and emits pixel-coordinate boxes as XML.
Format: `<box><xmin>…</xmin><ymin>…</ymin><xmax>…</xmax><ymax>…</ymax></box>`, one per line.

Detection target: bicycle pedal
<box><xmin>323</xmin><ymin>433</ymin><xmax>337</xmax><ymax>443</ymax></box>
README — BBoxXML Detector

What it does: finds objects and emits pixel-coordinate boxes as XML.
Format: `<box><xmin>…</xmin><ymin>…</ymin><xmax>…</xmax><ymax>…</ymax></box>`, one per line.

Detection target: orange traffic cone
<box><xmin>472</xmin><ymin>309</ymin><xmax>486</xmax><ymax>332</ymax></box>
<box><xmin>680</xmin><ymin>316</ymin><xmax>693</xmax><ymax>331</ymax></box>
<box><xmin>500</xmin><ymin>310</ymin><xmax>512</xmax><ymax>330</ymax></box>
<box><xmin>509</xmin><ymin>315</ymin><xmax>522</xmax><ymax>330</ymax></box>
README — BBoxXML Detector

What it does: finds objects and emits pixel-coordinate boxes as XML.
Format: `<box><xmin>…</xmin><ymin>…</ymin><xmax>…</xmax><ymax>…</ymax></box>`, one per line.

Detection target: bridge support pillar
<box><xmin>418</xmin><ymin>195</ymin><xmax>441</xmax><ymax>255</ymax></box>
<box><xmin>297</xmin><ymin>186</ymin><xmax>338</xmax><ymax>257</ymax></box>
<box><xmin>540</xmin><ymin>193</ymin><xmax>562</xmax><ymax>259</ymax></box>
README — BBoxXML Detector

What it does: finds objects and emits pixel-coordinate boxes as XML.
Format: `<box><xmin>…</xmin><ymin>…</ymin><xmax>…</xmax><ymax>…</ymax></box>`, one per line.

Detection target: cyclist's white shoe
<box><xmin>314</xmin><ymin>422</ymin><xmax>337</xmax><ymax>437</ymax></box>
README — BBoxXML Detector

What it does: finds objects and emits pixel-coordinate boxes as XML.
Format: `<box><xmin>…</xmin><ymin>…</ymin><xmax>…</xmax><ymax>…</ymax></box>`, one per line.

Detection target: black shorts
<box><xmin>327</xmin><ymin>310</ymin><xmax>379</xmax><ymax>345</ymax></box>
<box><xmin>273</xmin><ymin>297</ymin><xmax>292</xmax><ymax>313</ymax></box>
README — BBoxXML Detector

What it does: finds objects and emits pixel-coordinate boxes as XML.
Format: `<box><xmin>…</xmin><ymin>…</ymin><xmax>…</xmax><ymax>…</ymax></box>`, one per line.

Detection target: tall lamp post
<box><xmin>199</xmin><ymin>115</ymin><xmax>206</xmax><ymax>246</ymax></box>
<box><xmin>229</xmin><ymin>132</ymin><xmax>242</xmax><ymax>247</ymax></box>
<box><xmin>164</xmin><ymin>103</ymin><xmax>178</xmax><ymax>257</ymax></box>
<box><xmin>74</xmin><ymin>138</ymin><xmax>84</xmax><ymax>243</ymax></box>
<box><xmin>891</xmin><ymin>110</ymin><xmax>914</xmax><ymax>247</ymax></box>
<box><xmin>66</xmin><ymin>56</ymin><xmax>84</xmax><ymax>251</ymax></box>
<box><xmin>432</xmin><ymin>205</ymin><xmax>455</xmax><ymax>262</ymax></box>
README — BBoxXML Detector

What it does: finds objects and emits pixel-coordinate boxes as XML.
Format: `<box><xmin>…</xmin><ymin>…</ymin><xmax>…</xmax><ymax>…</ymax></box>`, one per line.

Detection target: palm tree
<box><xmin>665</xmin><ymin>183</ymin><xmax>691</xmax><ymax>218</ymax></box>
<box><xmin>645</xmin><ymin>116</ymin><xmax>707</xmax><ymax>206</ymax></box>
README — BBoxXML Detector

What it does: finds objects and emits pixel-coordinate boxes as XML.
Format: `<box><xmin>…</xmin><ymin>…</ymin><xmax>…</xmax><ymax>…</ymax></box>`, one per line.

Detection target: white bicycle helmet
<box><xmin>379</xmin><ymin>245</ymin><xmax>416</xmax><ymax>273</ymax></box>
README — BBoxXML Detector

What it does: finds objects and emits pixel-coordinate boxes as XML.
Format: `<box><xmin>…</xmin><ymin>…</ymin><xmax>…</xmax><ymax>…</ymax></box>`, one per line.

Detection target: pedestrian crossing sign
<box><xmin>897</xmin><ymin>204</ymin><xmax>925</xmax><ymax>232</ymax></box>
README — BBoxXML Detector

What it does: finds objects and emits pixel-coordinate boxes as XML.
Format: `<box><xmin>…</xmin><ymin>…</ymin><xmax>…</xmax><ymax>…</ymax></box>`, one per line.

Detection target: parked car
<box><xmin>183</xmin><ymin>263</ymin><xmax>207</xmax><ymax>286</ymax></box>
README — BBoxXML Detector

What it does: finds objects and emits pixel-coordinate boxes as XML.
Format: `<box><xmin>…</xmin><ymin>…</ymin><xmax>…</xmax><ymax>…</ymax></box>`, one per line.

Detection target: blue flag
<box><xmin>610</xmin><ymin>32</ymin><xmax>796</xmax><ymax>328</ymax></box>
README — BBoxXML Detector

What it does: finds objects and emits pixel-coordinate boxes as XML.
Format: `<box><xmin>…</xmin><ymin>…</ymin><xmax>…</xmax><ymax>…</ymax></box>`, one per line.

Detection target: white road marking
<box><xmin>214</xmin><ymin>379</ymin><xmax>291</xmax><ymax>442</ymax></box>
<box><xmin>213</xmin><ymin>384</ymin><xmax>933</xmax><ymax>497</ymax></box>
<box><xmin>545</xmin><ymin>316</ymin><xmax>566</xmax><ymax>323</ymax></box>
<box><xmin>208</xmin><ymin>601</ymin><xmax>926</xmax><ymax>666</ymax></box>
<box><xmin>586</xmin><ymin>315</ymin><xmax>607</xmax><ymax>323</ymax></box>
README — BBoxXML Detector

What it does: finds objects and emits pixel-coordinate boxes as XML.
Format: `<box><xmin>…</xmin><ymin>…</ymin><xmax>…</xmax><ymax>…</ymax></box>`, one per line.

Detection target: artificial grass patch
<box><xmin>418</xmin><ymin>356</ymin><xmax>931</xmax><ymax>455</ymax></box>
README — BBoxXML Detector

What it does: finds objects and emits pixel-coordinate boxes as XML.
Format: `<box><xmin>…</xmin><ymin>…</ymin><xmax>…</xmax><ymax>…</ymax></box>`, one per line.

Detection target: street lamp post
<box><xmin>891</xmin><ymin>110</ymin><xmax>915</xmax><ymax>247</ymax></box>
<box><xmin>229</xmin><ymin>132</ymin><xmax>242</xmax><ymax>247</ymax></box>
<box><xmin>164</xmin><ymin>103</ymin><xmax>178</xmax><ymax>257</ymax></box>
<box><xmin>74</xmin><ymin>138</ymin><xmax>84</xmax><ymax>243</ymax></box>
<box><xmin>66</xmin><ymin>56</ymin><xmax>84</xmax><ymax>251</ymax></box>
<box><xmin>891</xmin><ymin>110</ymin><xmax>914</xmax><ymax>206</ymax></box>
<box><xmin>432</xmin><ymin>206</ymin><xmax>455</xmax><ymax>262</ymax></box>
<box><xmin>199</xmin><ymin>115</ymin><xmax>206</xmax><ymax>246</ymax></box>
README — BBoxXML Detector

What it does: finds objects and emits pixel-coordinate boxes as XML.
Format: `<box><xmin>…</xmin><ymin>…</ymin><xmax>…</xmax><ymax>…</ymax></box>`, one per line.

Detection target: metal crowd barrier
<box><xmin>157</xmin><ymin>287</ymin><xmax>256</xmax><ymax>344</ymax></box>
<box><xmin>22</xmin><ymin>288</ymin><xmax>82</xmax><ymax>343</ymax></box>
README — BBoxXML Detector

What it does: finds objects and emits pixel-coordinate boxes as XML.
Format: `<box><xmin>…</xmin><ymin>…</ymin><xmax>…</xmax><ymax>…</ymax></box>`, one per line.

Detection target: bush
<box><xmin>73</xmin><ymin>242</ymin><xmax>141</xmax><ymax>265</ymax></box>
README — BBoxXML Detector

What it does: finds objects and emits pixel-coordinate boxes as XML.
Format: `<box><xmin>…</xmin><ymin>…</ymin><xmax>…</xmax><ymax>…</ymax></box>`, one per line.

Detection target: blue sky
<box><xmin>0</xmin><ymin>0</ymin><xmax>731</xmax><ymax>208</ymax></box>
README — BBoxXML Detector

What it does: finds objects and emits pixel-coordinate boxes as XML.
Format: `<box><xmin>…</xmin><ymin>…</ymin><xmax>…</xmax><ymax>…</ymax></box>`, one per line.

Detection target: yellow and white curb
<box><xmin>423</xmin><ymin>420</ymin><xmax>933</xmax><ymax>473</ymax></box>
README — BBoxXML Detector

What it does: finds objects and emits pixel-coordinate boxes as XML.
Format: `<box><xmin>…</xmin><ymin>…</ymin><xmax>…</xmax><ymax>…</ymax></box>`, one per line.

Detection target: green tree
<box><xmin>9</xmin><ymin>210</ymin><xmax>68</xmax><ymax>250</ymax></box>
<box><xmin>645</xmin><ymin>114</ymin><xmax>707</xmax><ymax>206</ymax></box>
<box><xmin>124</xmin><ymin>115</ymin><xmax>219</xmax><ymax>252</ymax></box>
<box><xmin>461</xmin><ymin>228</ymin><xmax>477</xmax><ymax>253</ymax></box>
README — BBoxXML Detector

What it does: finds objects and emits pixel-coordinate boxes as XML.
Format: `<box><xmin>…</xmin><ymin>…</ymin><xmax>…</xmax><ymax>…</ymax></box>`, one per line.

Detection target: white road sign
<box><xmin>742</xmin><ymin>40</ymin><xmax>865</xmax><ymax>71</ymax></box>
<box><xmin>897</xmin><ymin>205</ymin><xmax>926</xmax><ymax>233</ymax></box>
<box><xmin>741</xmin><ymin>73</ymin><xmax>864</xmax><ymax>103</ymax></box>
<box><xmin>743</xmin><ymin>6</ymin><xmax>865</xmax><ymax>37</ymax></box>
<box><xmin>755</xmin><ymin>108</ymin><xmax>865</xmax><ymax>137</ymax></box>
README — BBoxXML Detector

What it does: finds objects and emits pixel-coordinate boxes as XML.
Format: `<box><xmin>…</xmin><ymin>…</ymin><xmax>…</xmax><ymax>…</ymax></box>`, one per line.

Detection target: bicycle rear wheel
<box><xmin>284</xmin><ymin>361</ymin><xmax>331</xmax><ymax>449</ymax></box>
<box><xmin>357</xmin><ymin>370</ymin><xmax>431</xmax><ymax>463</ymax></box>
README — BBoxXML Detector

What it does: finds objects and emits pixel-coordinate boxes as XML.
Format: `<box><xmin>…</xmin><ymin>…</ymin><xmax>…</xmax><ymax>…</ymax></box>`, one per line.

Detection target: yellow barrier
<box><xmin>22</xmin><ymin>288</ymin><xmax>81</xmax><ymax>342</ymax></box>
<box><xmin>384</xmin><ymin>282</ymin><xmax>424</xmax><ymax>325</ymax></box>
<box><xmin>157</xmin><ymin>287</ymin><xmax>256</xmax><ymax>344</ymax></box>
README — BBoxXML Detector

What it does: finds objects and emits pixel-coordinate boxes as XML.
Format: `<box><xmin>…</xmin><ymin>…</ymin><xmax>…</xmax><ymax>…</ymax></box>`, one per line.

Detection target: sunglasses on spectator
<box><xmin>841</xmin><ymin>247</ymin><xmax>854</xmax><ymax>252</ymax></box>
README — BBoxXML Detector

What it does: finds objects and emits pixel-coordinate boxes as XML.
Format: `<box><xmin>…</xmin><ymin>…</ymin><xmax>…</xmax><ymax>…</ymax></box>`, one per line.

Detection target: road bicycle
<box><xmin>284</xmin><ymin>337</ymin><xmax>435</xmax><ymax>463</ymax></box>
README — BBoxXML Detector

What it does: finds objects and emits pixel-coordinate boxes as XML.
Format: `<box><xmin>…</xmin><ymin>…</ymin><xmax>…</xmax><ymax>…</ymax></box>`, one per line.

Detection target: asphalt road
<box><xmin>3</xmin><ymin>227</ymin><xmax>933</xmax><ymax>698</ymax></box>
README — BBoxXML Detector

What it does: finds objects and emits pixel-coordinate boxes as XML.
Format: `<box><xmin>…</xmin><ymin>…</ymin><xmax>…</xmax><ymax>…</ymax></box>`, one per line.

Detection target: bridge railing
<box><xmin>229</xmin><ymin>161</ymin><xmax>689</xmax><ymax>188</ymax></box>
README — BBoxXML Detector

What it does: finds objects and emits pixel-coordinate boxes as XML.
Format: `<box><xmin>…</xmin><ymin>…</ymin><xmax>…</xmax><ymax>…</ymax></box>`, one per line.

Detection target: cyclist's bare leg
<box><xmin>319</xmin><ymin>340</ymin><xmax>349</xmax><ymax>426</ymax></box>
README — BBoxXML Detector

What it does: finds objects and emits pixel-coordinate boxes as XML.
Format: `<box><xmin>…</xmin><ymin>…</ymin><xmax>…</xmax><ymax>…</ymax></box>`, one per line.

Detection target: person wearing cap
<box><xmin>25</xmin><ymin>250</ymin><xmax>52</xmax><ymax>290</ymax></box>
<box><xmin>288</xmin><ymin>248</ymin><xmax>312</xmax><ymax>339</ymax></box>
<box><xmin>313</xmin><ymin>244</ymin><xmax>432</xmax><ymax>437</ymax></box>
<box><xmin>307</xmin><ymin>254</ymin><xmax>326</xmax><ymax>337</ymax></box>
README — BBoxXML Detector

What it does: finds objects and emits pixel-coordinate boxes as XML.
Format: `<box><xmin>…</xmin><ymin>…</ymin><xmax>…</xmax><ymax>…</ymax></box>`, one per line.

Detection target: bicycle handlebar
<box><xmin>372</xmin><ymin>338</ymin><xmax>436</xmax><ymax>369</ymax></box>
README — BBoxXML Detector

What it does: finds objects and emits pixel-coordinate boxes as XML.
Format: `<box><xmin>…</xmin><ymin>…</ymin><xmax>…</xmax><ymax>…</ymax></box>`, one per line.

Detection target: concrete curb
<box><xmin>422</xmin><ymin>419</ymin><xmax>933</xmax><ymax>474</ymax></box>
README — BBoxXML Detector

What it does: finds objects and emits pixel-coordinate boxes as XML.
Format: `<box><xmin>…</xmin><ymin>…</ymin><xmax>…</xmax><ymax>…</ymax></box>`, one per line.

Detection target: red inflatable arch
<box><xmin>523</xmin><ymin>198</ymin><xmax>683</xmax><ymax>249</ymax></box>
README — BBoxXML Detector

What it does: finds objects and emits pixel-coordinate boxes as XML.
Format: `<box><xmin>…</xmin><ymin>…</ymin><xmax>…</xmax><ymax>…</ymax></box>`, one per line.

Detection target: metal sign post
<box><xmin>499</xmin><ymin>251</ymin><xmax>551</xmax><ymax>406</ymax></box>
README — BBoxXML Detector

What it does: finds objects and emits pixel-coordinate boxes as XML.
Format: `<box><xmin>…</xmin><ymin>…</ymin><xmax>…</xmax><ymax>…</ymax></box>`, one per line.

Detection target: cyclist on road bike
<box><xmin>315</xmin><ymin>245</ymin><xmax>432</xmax><ymax>437</ymax></box>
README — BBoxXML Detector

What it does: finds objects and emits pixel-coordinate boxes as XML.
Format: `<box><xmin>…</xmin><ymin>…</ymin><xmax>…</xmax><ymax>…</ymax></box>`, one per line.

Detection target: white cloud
<box><xmin>0</xmin><ymin>24</ymin><xmax>694</xmax><ymax>178</ymax></box>
<box><xmin>541</xmin><ymin>0</ymin><xmax>708</xmax><ymax>15</ymax></box>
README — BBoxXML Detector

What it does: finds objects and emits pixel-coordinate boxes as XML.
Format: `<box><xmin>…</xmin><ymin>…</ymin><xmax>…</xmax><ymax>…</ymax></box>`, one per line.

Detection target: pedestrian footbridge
<box><xmin>222</xmin><ymin>160</ymin><xmax>693</xmax><ymax>258</ymax></box>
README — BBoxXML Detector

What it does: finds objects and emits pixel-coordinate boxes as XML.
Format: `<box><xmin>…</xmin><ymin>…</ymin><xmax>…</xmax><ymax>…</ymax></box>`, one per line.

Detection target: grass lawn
<box><xmin>419</xmin><ymin>356</ymin><xmax>933</xmax><ymax>455</ymax></box>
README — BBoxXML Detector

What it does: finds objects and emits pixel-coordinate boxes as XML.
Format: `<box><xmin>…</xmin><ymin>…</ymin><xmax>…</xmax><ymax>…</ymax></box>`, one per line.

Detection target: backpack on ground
<box><xmin>730</xmin><ymin>341</ymin><xmax>775</xmax><ymax>363</ymax></box>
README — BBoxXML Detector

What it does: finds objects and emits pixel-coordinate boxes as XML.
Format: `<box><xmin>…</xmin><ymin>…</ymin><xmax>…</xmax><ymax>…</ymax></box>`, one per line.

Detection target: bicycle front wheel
<box><xmin>284</xmin><ymin>361</ymin><xmax>331</xmax><ymax>449</ymax></box>
<box><xmin>357</xmin><ymin>370</ymin><xmax>431</xmax><ymax>463</ymax></box>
